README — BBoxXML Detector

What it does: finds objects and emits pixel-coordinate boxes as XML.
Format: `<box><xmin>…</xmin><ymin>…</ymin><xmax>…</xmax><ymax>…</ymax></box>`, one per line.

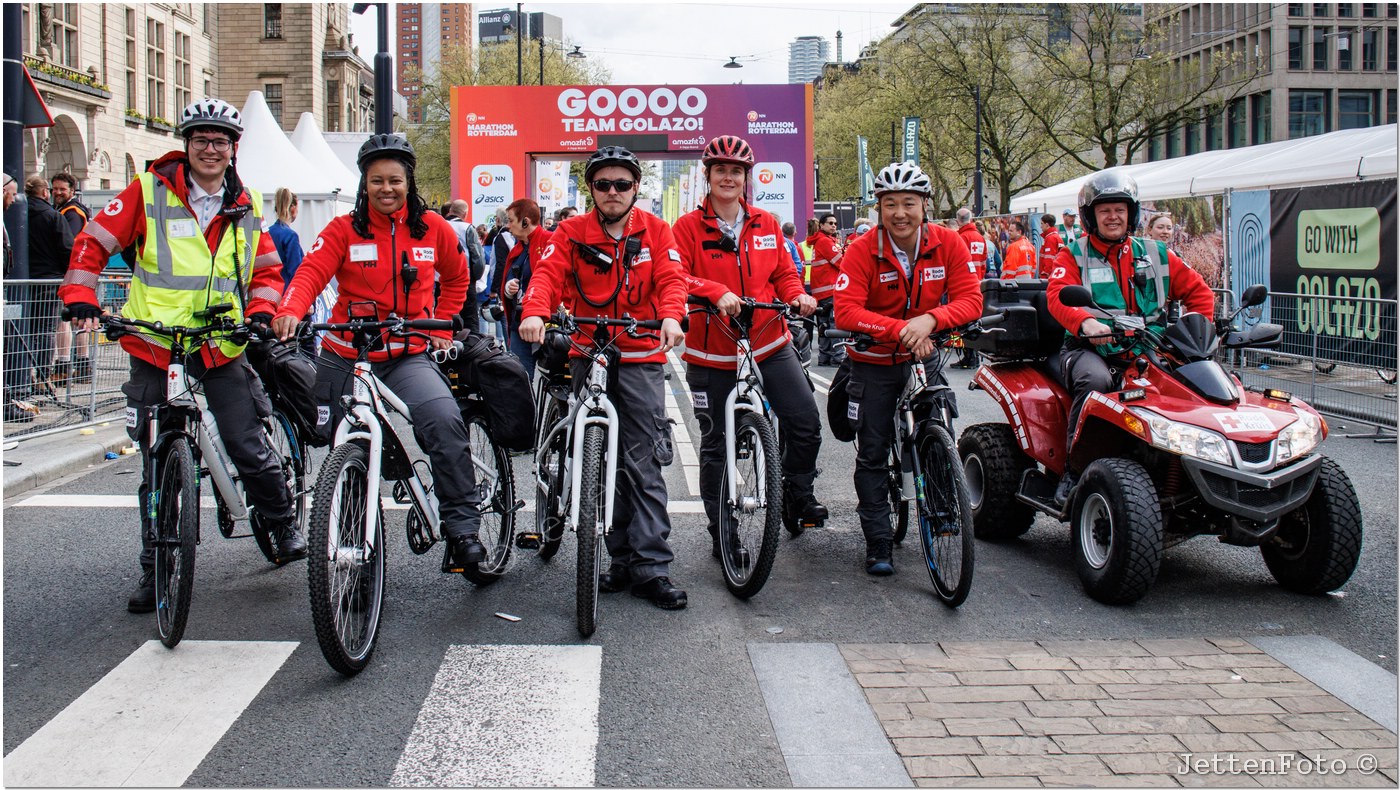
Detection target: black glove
<box><xmin>247</xmin><ymin>312</ymin><xmax>274</xmax><ymax>327</ymax></box>
<box><xmin>66</xmin><ymin>303</ymin><xmax>103</xmax><ymax>322</ymax></box>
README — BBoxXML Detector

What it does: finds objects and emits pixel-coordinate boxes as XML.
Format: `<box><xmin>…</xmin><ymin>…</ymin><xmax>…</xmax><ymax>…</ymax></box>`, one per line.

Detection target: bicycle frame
<box><xmin>565</xmin><ymin>352</ymin><xmax>619</xmax><ymax>535</ymax></box>
<box><xmin>724</xmin><ymin>334</ymin><xmax>773</xmax><ymax>513</ymax></box>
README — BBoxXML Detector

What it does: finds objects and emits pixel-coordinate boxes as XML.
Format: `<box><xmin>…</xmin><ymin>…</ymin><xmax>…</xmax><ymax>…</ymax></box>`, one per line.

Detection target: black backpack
<box><xmin>439</xmin><ymin>330</ymin><xmax>536</xmax><ymax>451</ymax></box>
<box><xmin>246</xmin><ymin>339</ymin><xmax>323</xmax><ymax>446</ymax></box>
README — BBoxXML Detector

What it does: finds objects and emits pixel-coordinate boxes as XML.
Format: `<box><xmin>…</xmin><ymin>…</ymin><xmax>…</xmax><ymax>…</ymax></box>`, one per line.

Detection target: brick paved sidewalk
<box><xmin>843</xmin><ymin>638</ymin><xmax>1399</xmax><ymax>788</ymax></box>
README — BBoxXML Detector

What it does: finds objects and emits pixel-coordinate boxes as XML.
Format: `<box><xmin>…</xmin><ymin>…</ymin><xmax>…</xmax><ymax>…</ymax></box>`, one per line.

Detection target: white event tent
<box><xmin>289</xmin><ymin>112</ymin><xmax>360</xmax><ymax>201</ymax></box>
<box><xmin>1009</xmin><ymin>124</ymin><xmax>1398</xmax><ymax>215</ymax></box>
<box><xmin>236</xmin><ymin>90</ymin><xmax>352</xmax><ymax>248</ymax></box>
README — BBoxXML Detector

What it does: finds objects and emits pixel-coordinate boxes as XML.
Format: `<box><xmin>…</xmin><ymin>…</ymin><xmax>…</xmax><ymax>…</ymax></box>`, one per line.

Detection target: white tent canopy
<box><xmin>289</xmin><ymin>112</ymin><xmax>360</xmax><ymax>198</ymax></box>
<box><xmin>236</xmin><ymin>90</ymin><xmax>351</xmax><ymax>248</ymax></box>
<box><xmin>1009</xmin><ymin>124</ymin><xmax>1398</xmax><ymax>215</ymax></box>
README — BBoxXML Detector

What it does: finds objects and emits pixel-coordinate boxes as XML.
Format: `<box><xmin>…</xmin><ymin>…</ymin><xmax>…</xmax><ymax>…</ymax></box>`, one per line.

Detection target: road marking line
<box><xmin>390</xmin><ymin>644</ymin><xmax>601</xmax><ymax>787</ymax></box>
<box><xmin>13</xmin><ymin>493</ymin><xmax>709</xmax><ymax>514</ymax></box>
<box><xmin>1252</xmin><ymin>635</ymin><xmax>1399</xmax><ymax>733</ymax></box>
<box><xmin>2</xmin><ymin>640</ymin><xmax>297</xmax><ymax>788</ymax></box>
<box><xmin>666</xmin><ymin>351</ymin><xmax>701</xmax><ymax>496</ymax></box>
<box><xmin>749</xmin><ymin>642</ymin><xmax>912</xmax><ymax>788</ymax></box>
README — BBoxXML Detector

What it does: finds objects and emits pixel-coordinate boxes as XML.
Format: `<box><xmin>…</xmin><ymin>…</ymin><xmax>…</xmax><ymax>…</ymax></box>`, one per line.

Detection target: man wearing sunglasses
<box><xmin>518</xmin><ymin>145</ymin><xmax>690</xmax><ymax>610</ymax></box>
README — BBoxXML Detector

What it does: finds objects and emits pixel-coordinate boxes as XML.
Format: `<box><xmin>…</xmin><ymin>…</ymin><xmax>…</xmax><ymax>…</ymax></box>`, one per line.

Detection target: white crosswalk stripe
<box><xmin>14</xmin><ymin>493</ymin><xmax>710</xmax><ymax>514</ymax></box>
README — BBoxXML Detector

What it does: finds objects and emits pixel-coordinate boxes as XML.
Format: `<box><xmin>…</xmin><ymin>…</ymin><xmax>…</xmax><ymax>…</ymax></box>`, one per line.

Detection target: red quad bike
<box><xmin>960</xmin><ymin>279</ymin><xmax>1363</xmax><ymax>605</ymax></box>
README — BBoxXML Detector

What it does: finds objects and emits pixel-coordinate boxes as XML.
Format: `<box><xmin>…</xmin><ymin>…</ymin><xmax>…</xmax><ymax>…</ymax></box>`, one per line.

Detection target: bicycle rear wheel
<box><xmin>534</xmin><ymin>393</ymin><xmax>568</xmax><ymax>561</ymax></box>
<box><xmin>718</xmin><ymin>412</ymin><xmax>782</xmax><ymax>599</ymax></box>
<box><xmin>890</xmin><ymin>447</ymin><xmax>909</xmax><ymax>545</ymax></box>
<box><xmin>915</xmin><ymin>423</ymin><xmax>975</xmax><ymax>607</ymax></box>
<box><xmin>307</xmin><ymin>441</ymin><xmax>385</xmax><ymax>676</ymax></box>
<box><xmin>154</xmin><ymin>436</ymin><xmax>199</xmax><ymax>648</ymax></box>
<box><xmin>461</xmin><ymin>413</ymin><xmax>516</xmax><ymax>586</ymax></box>
<box><xmin>576</xmin><ymin>425</ymin><xmax>606</xmax><ymax>638</ymax></box>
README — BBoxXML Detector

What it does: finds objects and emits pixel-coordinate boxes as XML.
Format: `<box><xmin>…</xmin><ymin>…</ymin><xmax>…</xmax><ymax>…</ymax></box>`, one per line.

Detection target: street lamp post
<box><xmin>972</xmin><ymin>85</ymin><xmax>983</xmax><ymax>216</ymax></box>
<box><xmin>515</xmin><ymin>3</ymin><xmax>523</xmax><ymax>86</ymax></box>
<box><xmin>352</xmin><ymin>3</ymin><xmax>393</xmax><ymax>134</ymax></box>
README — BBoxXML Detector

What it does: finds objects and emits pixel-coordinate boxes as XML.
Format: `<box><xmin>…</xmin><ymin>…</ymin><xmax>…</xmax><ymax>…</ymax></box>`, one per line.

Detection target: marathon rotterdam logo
<box><xmin>747</xmin><ymin>109</ymin><xmax>797</xmax><ymax>136</ymax></box>
<box><xmin>464</xmin><ymin>111</ymin><xmax>518</xmax><ymax>138</ymax></box>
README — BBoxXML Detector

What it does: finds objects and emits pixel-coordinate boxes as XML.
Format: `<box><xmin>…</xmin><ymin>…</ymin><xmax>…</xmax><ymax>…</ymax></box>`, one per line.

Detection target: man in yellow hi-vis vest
<box><xmin>62</xmin><ymin>98</ymin><xmax>305</xmax><ymax>613</ymax></box>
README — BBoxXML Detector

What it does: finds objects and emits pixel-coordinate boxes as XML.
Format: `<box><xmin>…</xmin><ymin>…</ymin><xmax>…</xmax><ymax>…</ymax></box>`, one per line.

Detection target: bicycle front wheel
<box><xmin>154</xmin><ymin>436</ymin><xmax>199</xmax><ymax>648</ymax></box>
<box><xmin>718</xmin><ymin>412</ymin><xmax>782</xmax><ymax>599</ymax></box>
<box><xmin>915</xmin><ymin>423</ymin><xmax>975</xmax><ymax>607</ymax></box>
<box><xmin>307</xmin><ymin>441</ymin><xmax>385</xmax><ymax>676</ymax></box>
<box><xmin>575</xmin><ymin>425</ymin><xmax>606</xmax><ymax>638</ymax></box>
<box><xmin>461</xmin><ymin>413</ymin><xmax>516</xmax><ymax>587</ymax></box>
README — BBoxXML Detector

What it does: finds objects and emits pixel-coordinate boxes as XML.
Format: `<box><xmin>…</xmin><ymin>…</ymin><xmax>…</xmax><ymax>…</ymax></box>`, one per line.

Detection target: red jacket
<box><xmin>519</xmin><ymin>207</ymin><xmax>687</xmax><ymax>365</ymax></box>
<box><xmin>834</xmin><ymin>224</ymin><xmax>984</xmax><ymax>365</ymax></box>
<box><xmin>59</xmin><ymin>151</ymin><xmax>282</xmax><ymax>370</ymax></box>
<box><xmin>673</xmin><ymin>199</ymin><xmax>806</xmax><ymax>369</ymax></box>
<box><xmin>804</xmin><ymin>231</ymin><xmax>843</xmax><ymax>298</ymax></box>
<box><xmin>277</xmin><ymin>207</ymin><xmax>468</xmax><ymax>361</ymax></box>
<box><xmin>1046</xmin><ymin>236</ymin><xmax>1215</xmax><ymax>335</ymax></box>
<box><xmin>1038</xmin><ymin>228</ymin><xmax>1062</xmax><ymax>278</ymax></box>
<box><xmin>499</xmin><ymin>225</ymin><xmax>551</xmax><ymax>327</ymax></box>
<box><xmin>956</xmin><ymin>223</ymin><xmax>989</xmax><ymax>280</ymax></box>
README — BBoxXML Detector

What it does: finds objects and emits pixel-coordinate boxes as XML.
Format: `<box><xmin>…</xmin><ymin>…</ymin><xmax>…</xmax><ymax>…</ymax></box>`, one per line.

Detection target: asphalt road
<box><xmin>3</xmin><ymin>357</ymin><xmax>1395</xmax><ymax>786</ymax></box>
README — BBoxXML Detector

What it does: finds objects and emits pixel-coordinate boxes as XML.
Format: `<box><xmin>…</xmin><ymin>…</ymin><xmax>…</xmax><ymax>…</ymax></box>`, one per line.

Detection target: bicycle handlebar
<box><xmin>310</xmin><ymin>316</ymin><xmax>459</xmax><ymax>334</ymax></box>
<box><xmin>825</xmin><ymin>313</ymin><xmax>1006</xmax><ymax>350</ymax></box>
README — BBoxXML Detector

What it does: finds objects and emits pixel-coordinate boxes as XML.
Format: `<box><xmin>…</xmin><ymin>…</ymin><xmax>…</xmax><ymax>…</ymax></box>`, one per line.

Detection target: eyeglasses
<box><xmin>189</xmin><ymin>138</ymin><xmax>232</xmax><ymax>152</ymax></box>
<box><xmin>591</xmin><ymin>179</ymin><xmax>635</xmax><ymax>193</ymax></box>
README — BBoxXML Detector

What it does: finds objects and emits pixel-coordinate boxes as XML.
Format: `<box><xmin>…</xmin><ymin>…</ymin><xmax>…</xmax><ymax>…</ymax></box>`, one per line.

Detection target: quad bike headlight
<box><xmin>1128</xmin><ymin>407</ymin><xmax>1233</xmax><ymax>466</ymax></box>
<box><xmin>1276</xmin><ymin>409</ymin><xmax>1322</xmax><ymax>463</ymax></box>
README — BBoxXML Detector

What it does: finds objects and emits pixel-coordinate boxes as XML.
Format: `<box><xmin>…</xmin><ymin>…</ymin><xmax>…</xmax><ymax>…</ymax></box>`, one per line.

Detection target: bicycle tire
<box><xmin>461</xmin><ymin>413</ymin><xmax>516</xmax><ymax>587</ymax></box>
<box><xmin>535</xmin><ymin>394</ymin><xmax>568</xmax><ymax>561</ymax></box>
<box><xmin>307</xmin><ymin>441</ymin><xmax>385</xmax><ymax>676</ymax></box>
<box><xmin>154</xmin><ymin>436</ymin><xmax>198</xmax><ymax>649</ymax></box>
<box><xmin>576</xmin><ymin>425</ymin><xmax>606</xmax><ymax>638</ymax></box>
<box><xmin>249</xmin><ymin>411</ymin><xmax>306</xmax><ymax>564</ymax></box>
<box><xmin>718</xmin><ymin>412</ymin><xmax>783</xmax><ymax>599</ymax></box>
<box><xmin>915</xmin><ymin>423</ymin><xmax>975</xmax><ymax>607</ymax></box>
<box><xmin>890</xmin><ymin>448</ymin><xmax>909</xmax><ymax>545</ymax></box>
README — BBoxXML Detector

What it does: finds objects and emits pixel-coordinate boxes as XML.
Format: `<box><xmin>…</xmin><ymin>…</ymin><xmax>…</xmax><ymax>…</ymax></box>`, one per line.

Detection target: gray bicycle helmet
<box><xmin>584</xmin><ymin>145</ymin><xmax>642</xmax><ymax>182</ymax></box>
<box><xmin>357</xmin><ymin>133</ymin><xmax>417</xmax><ymax>170</ymax></box>
<box><xmin>1077</xmin><ymin>169</ymin><xmax>1139</xmax><ymax>242</ymax></box>
<box><xmin>179</xmin><ymin>98</ymin><xmax>243</xmax><ymax>140</ymax></box>
<box><xmin>873</xmin><ymin>160</ymin><xmax>932</xmax><ymax>198</ymax></box>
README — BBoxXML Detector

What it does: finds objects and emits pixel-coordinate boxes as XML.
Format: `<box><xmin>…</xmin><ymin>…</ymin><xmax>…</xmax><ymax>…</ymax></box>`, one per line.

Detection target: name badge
<box><xmin>879</xmin><ymin>271</ymin><xmax>898</xmax><ymax>284</ymax></box>
<box><xmin>754</xmin><ymin>234</ymin><xmax>778</xmax><ymax>250</ymax></box>
<box><xmin>1088</xmin><ymin>267</ymin><xmax>1115</xmax><ymax>284</ymax></box>
<box><xmin>413</xmin><ymin>247</ymin><xmax>435</xmax><ymax>262</ymax></box>
<box><xmin>350</xmin><ymin>243</ymin><xmax>378</xmax><ymax>263</ymax></box>
<box><xmin>636</xmin><ymin>247</ymin><xmax>652</xmax><ymax>263</ymax></box>
<box><xmin>927</xmin><ymin>267</ymin><xmax>946</xmax><ymax>281</ymax></box>
<box><xmin>166</xmin><ymin>218</ymin><xmax>198</xmax><ymax>239</ymax></box>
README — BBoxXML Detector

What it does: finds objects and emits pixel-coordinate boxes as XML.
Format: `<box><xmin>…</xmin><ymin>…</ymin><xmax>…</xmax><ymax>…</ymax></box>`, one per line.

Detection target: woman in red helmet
<box><xmin>673</xmin><ymin>135</ymin><xmax>828</xmax><ymax>552</ymax></box>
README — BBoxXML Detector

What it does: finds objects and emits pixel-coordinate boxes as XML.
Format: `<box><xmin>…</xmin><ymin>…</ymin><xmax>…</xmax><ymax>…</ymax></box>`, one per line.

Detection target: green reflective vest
<box><xmin>122</xmin><ymin>173</ymin><xmax>264</xmax><ymax>359</ymax></box>
<box><xmin>1067</xmin><ymin>236</ymin><xmax>1171</xmax><ymax>350</ymax></box>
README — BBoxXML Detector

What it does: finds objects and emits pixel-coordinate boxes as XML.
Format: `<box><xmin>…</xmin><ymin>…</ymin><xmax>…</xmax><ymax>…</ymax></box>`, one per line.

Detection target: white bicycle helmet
<box><xmin>179</xmin><ymin>98</ymin><xmax>243</xmax><ymax>140</ymax></box>
<box><xmin>873</xmin><ymin>160</ymin><xmax>932</xmax><ymax>198</ymax></box>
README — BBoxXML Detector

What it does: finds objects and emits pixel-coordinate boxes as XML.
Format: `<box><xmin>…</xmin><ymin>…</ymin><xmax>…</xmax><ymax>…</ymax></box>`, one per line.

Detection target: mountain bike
<box><xmin>825</xmin><ymin>316</ymin><xmax>1001</xmax><ymax>607</ymax></box>
<box><xmin>532</xmin><ymin>310</ymin><xmax>665</xmax><ymax>637</ymax></box>
<box><xmin>88</xmin><ymin>305</ymin><xmax>308</xmax><ymax>646</ymax></box>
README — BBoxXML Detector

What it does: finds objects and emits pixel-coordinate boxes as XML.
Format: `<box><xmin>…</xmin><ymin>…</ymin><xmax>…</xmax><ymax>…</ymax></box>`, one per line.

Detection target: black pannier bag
<box><xmin>439</xmin><ymin>329</ymin><xmax>536</xmax><ymax>451</ymax></box>
<box><xmin>825</xmin><ymin>357</ymin><xmax>857</xmax><ymax>443</ymax></box>
<box><xmin>246</xmin><ymin>339</ymin><xmax>323</xmax><ymax>446</ymax></box>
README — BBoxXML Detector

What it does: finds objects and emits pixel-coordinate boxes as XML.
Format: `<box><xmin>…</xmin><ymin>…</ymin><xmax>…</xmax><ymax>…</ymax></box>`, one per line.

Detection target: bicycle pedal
<box><xmin>799</xmin><ymin>517</ymin><xmax>827</xmax><ymax>530</ymax></box>
<box><xmin>515</xmin><ymin>532</ymin><xmax>542</xmax><ymax>550</ymax></box>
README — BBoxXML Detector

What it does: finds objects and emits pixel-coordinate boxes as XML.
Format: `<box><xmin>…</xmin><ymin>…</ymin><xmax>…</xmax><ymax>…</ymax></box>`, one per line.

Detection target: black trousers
<box><xmin>845</xmin><ymin>360</ymin><xmax>910</xmax><ymax>545</ymax></box>
<box><xmin>1056</xmin><ymin>339</ymin><xmax>1115</xmax><ymax>459</ymax></box>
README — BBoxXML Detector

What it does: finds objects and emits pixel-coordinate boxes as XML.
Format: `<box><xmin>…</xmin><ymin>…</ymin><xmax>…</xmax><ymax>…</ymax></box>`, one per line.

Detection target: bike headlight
<box><xmin>1127</xmin><ymin>407</ymin><xmax>1233</xmax><ymax>466</ymax></box>
<box><xmin>1276</xmin><ymin>409</ymin><xmax>1322</xmax><ymax>463</ymax></box>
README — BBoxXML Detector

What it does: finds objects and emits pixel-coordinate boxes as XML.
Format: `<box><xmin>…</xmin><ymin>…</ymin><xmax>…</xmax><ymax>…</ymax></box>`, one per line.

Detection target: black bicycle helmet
<box><xmin>357</xmin><ymin>133</ymin><xmax>417</xmax><ymax>170</ymax></box>
<box><xmin>179</xmin><ymin>98</ymin><xmax>243</xmax><ymax>140</ymax></box>
<box><xmin>1077</xmin><ymin>168</ymin><xmax>1139</xmax><ymax>242</ymax></box>
<box><xmin>584</xmin><ymin>145</ymin><xmax>641</xmax><ymax>182</ymax></box>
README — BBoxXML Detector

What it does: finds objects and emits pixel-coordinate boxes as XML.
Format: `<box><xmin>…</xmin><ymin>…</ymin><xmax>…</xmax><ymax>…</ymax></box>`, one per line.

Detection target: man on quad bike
<box><xmin>1046</xmin><ymin>170</ymin><xmax>1216</xmax><ymax>506</ymax></box>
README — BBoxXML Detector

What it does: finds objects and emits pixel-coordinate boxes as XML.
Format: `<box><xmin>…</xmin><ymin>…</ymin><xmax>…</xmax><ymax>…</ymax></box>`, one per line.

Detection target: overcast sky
<box><xmin>350</xmin><ymin>1</ymin><xmax>910</xmax><ymax>86</ymax></box>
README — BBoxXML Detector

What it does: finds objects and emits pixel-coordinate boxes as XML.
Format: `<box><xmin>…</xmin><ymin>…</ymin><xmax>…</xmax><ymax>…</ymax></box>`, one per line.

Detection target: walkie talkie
<box><xmin>400</xmin><ymin>251</ymin><xmax>419</xmax><ymax>297</ymax></box>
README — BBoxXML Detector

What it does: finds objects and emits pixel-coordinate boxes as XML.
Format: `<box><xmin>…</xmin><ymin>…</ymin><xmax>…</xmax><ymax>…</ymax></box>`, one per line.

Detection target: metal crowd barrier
<box><xmin>3</xmin><ymin>275</ymin><xmax>133</xmax><ymax>440</ymax></box>
<box><xmin>1221</xmin><ymin>289</ymin><xmax>1398</xmax><ymax>435</ymax></box>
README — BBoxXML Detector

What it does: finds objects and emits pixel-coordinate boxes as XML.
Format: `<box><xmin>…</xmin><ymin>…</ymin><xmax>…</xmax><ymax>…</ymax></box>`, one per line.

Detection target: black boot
<box><xmin>128</xmin><ymin>570</ymin><xmax>156</xmax><ymax>613</ymax></box>
<box><xmin>273</xmin><ymin>521</ymin><xmax>308</xmax><ymax>564</ymax></box>
<box><xmin>599</xmin><ymin>562</ymin><xmax>633</xmax><ymax>592</ymax></box>
<box><xmin>442</xmin><ymin>534</ymin><xmax>486</xmax><ymax>572</ymax></box>
<box><xmin>1053</xmin><ymin>470</ymin><xmax>1078</xmax><ymax>510</ymax></box>
<box><xmin>783</xmin><ymin>475</ymin><xmax>828</xmax><ymax>532</ymax></box>
<box><xmin>865</xmin><ymin>538</ymin><xmax>894</xmax><ymax>576</ymax></box>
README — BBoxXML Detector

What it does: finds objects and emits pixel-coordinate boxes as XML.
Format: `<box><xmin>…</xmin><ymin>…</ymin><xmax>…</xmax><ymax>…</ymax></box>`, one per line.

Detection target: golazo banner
<box><xmin>1270</xmin><ymin>179</ymin><xmax>1396</xmax><ymax>366</ymax></box>
<box><xmin>451</xmin><ymin>84</ymin><xmax>814</xmax><ymax>227</ymax></box>
<box><xmin>857</xmin><ymin>135</ymin><xmax>874</xmax><ymax>205</ymax></box>
<box><xmin>902</xmin><ymin>117</ymin><xmax>920</xmax><ymax>165</ymax></box>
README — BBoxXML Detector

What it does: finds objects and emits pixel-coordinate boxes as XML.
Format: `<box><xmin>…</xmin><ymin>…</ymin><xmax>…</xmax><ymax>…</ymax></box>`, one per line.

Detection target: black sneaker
<box><xmin>865</xmin><ymin>539</ymin><xmax>894</xmax><ymax>576</ymax></box>
<box><xmin>442</xmin><ymin>534</ymin><xmax>486</xmax><ymax>573</ymax></box>
<box><xmin>1053</xmin><ymin>471</ymin><xmax>1078</xmax><ymax>509</ymax></box>
<box><xmin>127</xmin><ymin>570</ymin><xmax>156</xmax><ymax>613</ymax></box>
<box><xmin>273</xmin><ymin>522</ymin><xmax>308</xmax><ymax>564</ymax></box>
<box><xmin>630</xmin><ymin>576</ymin><xmax>687</xmax><ymax>610</ymax></box>
<box><xmin>599</xmin><ymin>563</ymin><xmax>632</xmax><ymax>593</ymax></box>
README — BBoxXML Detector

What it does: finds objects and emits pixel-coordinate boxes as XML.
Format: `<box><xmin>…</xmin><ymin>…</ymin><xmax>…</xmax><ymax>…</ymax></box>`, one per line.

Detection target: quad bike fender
<box><xmin>974</xmin><ymin>362</ymin><xmax>1072</xmax><ymax>475</ymax></box>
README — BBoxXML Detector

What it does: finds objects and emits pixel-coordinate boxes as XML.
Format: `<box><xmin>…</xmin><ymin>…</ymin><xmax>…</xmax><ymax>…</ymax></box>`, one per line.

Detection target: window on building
<box><xmin>266</xmin><ymin>83</ymin><xmax>283</xmax><ymax>125</ymax></box>
<box><xmin>1363</xmin><ymin>28</ymin><xmax>1379</xmax><ymax>68</ymax></box>
<box><xmin>1289</xmin><ymin>3</ymin><xmax>1307</xmax><ymax>15</ymax></box>
<box><xmin>1339</xmin><ymin>28</ymin><xmax>1355</xmax><ymax>68</ymax></box>
<box><xmin>1251</xmin><ymin>92</ymin><xmax>1273</xmax><ymax>144</ymax></box>
<box><xmin>264</xmin><ymin>4</ymin><xmax>283</xmax><ymax>39</ymax></box>
<box><xmin>204</xmin><ymin>4</ymin><xmax>214</xmax><ymax>35</ymax></box>
<box><xmin>1313</xmin><ymin>3</ymin><xmax>1330</xmax><ymax>16</ymax></box>
<box><xmin>1362</xmin><ymin>2</ymin><xmax>1378</xmax><ymax>16</ymax></box>
<box><xmin>174</xmin><ymin>33</ymin><xmax>191</xmax><ymax>113</ymax></box>
<box><xmin>49</xmin><ymin>3</ymin><xmax>80</xmax><ymax>67</ymax></box>
<box><xmin>146</xmin><ymin>18</ymin><xmax>166</xmax><ymax>121</ymax></box>
<box><xmin>1388</xmin><ymin>90</ymin><xmax>1397</xmax><ymax>123</ymax></box>
<box><xmin>1338</xmin><ymin>89</ymin><xmax>1379</xmax><ymax>127</ymax></box>
<box><xmin>1205</xmin><ymin>111</ymin><xmax>1222</xmax><ymax>151</ymax></box>
<box><xmin>125</xmin><ymin>9</ymin><xmax>138</xmax><ymax>112</ymax></box>
<box><xmin>326</xmin><ymin>80</ymin><xmax>341</xmax><ymax>132</ymax></box>
<box><xmin>1228</xmin><ymin>98</ymin><xmax>1247</xmax><ymax>148</ymax></box>
<box><xmin>1289</xmin><ymin>89</ymin><xmax>1330</xmax><ymax>137</ymax></box>
<box><xmin>1148</xmin><ymin>135</ymin><xmax>1162</xmax><ymax>162</ymax></box>
<box><xmin>1166</xmin><ymin>127</ymin><xmax>1180</xmax><ymax>158</ymax></box>
<box><xmin>1314</xmin><ymin>27</ymin><xmax>1330</xmax><ymax>69</ymax></box>
<box><xmin>1338</xmin><ymin>3</ymin><xmax>1355</xmax><ymax>15</ymax></box>
<box><xmin>1389</xmin><ymin>27</ymin><xmax>1397</xmax><ymax>70</ymax></box>
<box><xmin>1185</xmin><ymin>122</ymin><xmax>1201</xmax><ymax>155</ymax></box>
<box><xmin>1289</xmin><ymin>26</ymin><xmax>1307</xmax><ymax>68</ymax></box>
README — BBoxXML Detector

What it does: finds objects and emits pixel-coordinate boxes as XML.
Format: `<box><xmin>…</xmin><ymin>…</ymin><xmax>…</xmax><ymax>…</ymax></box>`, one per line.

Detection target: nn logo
<box><xmin>757</xmin><ymin>169</ymin><xmax>774</xmax><ymax>185</ymax></box>
<box><xmin>477</xmin><ymin>172</ymin><xmax>494</xmax><ymax>187</ymax></box>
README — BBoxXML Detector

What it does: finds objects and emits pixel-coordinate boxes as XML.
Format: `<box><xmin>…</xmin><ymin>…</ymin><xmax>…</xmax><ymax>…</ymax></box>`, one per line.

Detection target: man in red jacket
<box><xmin>834</xmin><ymin>161</ymin><xmax>983</xmax><ymax>575</ymax></box>
<box><xmin>63</xmin><ymin>98</ymin><xmax>303</xmax><ymax>612</ymax></box>
<box><xmin>806</xmin><ymin>213</ymin><xmax>845</xmax><ymax>365</ymax></box>
<box><xmin>518</xmin><ymin>145</ymin><xmax>690</xmax><ymax>610</ymax></box>
<box><xmin>1037</xmin><ymin>213</ymin><xmax>1061</xmax><ymax>278</ymax></box>
<box><xmin>1046</xmin><ymin>170</ymin><xmax>1215</xmax><ymax>506</ymax></box>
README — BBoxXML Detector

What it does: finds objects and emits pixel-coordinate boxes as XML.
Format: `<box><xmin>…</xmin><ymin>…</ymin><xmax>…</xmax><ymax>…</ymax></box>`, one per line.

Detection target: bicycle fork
<box><xmin>567</xmin><ymin>359</ymin><xmax>619</xmax><ymax>538</ymax></box>
<box><xmin>725</xmin><ymin>340</ymin><xmax>771</xmax><ymax>513</ymax></box>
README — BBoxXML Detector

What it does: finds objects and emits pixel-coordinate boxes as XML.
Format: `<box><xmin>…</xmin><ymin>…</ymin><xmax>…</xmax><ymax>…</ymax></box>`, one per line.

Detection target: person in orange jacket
<box><xmin>1000</xmin><ymin>219</ymin><xmax>1037</xmax><ymax>280</ymax></box>
<box><xmin>673</xmin><ymin>135</ymin><xmax>827</xmax><ymax>554</ymax></box>
<box><xmin>517</xmin><ymin>145</ymin><xmax>691</xmax><ymax>610</ymax></box>
<box><xmin>833</xmin><ymin>161</ymin><xmax>983</xmax><ymax>575</ymax></box>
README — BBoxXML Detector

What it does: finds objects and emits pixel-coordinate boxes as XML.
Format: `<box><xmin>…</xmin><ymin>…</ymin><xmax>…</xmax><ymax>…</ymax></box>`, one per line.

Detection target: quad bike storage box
<box><xmin>966</xmin><ymin>279</ymin><xmax>1065</xmax><ymax>360</ymax></box>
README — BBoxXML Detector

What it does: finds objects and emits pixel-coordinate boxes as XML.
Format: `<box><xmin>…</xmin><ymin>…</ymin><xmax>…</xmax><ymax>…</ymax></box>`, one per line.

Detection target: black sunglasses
<box><xmin>591</xmin><ymin>178</ymin><xmax>635</xmax><ymax>193</ymax></box>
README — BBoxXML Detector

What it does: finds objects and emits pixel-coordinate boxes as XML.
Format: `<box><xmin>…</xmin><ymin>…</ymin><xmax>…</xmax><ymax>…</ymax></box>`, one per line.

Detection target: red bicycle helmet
<box><xmin>702</xmin><ymin>135</ymin><xmax>755</xmax><ymax>169</ymax></box>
